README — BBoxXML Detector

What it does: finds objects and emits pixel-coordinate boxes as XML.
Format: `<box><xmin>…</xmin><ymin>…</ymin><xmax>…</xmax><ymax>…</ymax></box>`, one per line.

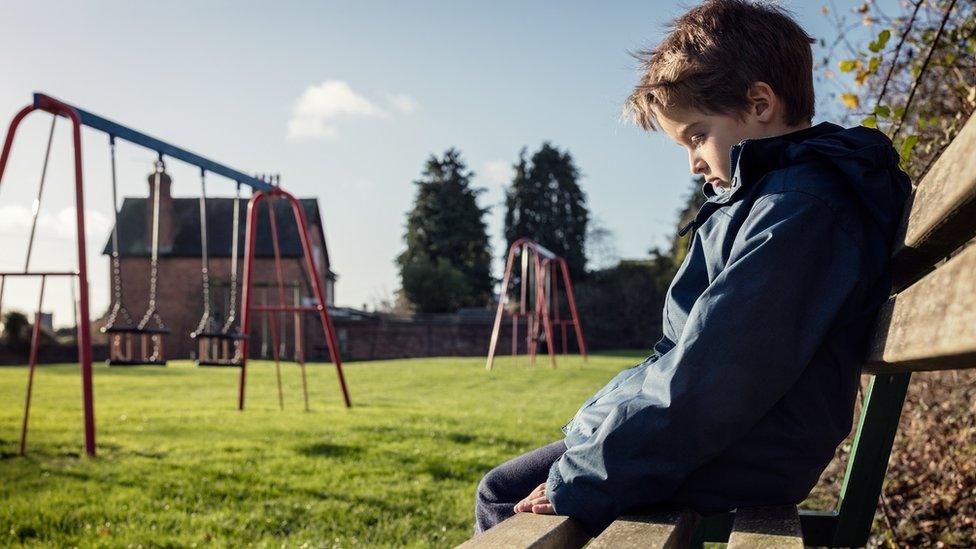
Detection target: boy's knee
<box><xmin>476</xmin><ymin>467</ymin><xmax>504</xmax><ymax>504</ymax></box>
<box><xmin>475</xmin><ymin>471</ymin><xmax>494</xmax><ymax>504</ymax></box>
<box><xmin>474</xmin><ymin>467</ymin><xmax>516</xmax><ymax>535</ymax></box>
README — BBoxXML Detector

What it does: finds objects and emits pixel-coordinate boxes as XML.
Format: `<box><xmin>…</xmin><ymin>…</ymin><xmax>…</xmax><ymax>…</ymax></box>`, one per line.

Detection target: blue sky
<box><xmin>0</xmin><ymin>1</ymin><xmax>880</xmax><ymax>324</ymax></box>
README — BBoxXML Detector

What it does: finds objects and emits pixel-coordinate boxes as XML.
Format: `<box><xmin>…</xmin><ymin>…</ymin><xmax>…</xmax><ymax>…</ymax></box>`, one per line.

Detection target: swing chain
<box><xmin>193</xmin><ymin>168</ymin><xmax>215</xmax><ymax>336</ymax></box>
<box><xmin>103</xmin><ymin>135</ymin><xmax>135</xmax><ymax>329</ymax></box>
<box><xmin>220</xmin><ymin>181</ymin><xmax>243</xmax><ymax>335</ymax></box>
<box><xmin>138</xmin><ymin>158</ymin><xmax>166</xmax><ymax>332</ymax></box>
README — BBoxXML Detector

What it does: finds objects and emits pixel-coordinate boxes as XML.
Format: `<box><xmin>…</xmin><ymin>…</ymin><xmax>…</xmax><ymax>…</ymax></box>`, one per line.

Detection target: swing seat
<box><xmin>192</xmin><ymin>331</ymin><xmax>246</xmax><ymax>368</ymax></box>
<box><xmin>196</xmin><ymin>358</ymin><xmax>243</xmax><ymax>367</ymax></box>
<box><xmin>102</xmin><ymin>325</ymin><xmax>169</xmax><ymax>367</ymax></box>
<box><xmin>190</xmin><ymin>330</ymin><xmax>247</xmax><ymax>340</ymax></box>
<box><xmin>106</xmin><ymin>358</ymin><xmax>167</xmax><ymax>367</ymax></box>
<box><xmin>102</xmin><ymin>326</ymin><xmax>171</xmax><ymax>335</ymax></box>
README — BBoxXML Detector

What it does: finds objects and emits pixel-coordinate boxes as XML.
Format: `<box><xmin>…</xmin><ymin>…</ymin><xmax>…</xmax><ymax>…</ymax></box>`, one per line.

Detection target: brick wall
<box><xmin>322</xmin><ymin>312</ymin><xmax>587</xmax><ymax>362</ymax></box>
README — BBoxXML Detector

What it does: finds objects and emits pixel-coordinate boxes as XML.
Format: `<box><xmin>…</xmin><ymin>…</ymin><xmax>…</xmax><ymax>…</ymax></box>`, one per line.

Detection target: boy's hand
<box><xmin>513</xmin><ymin>482</ymin><xmax>555</xmax><ymax>515</ymax></box>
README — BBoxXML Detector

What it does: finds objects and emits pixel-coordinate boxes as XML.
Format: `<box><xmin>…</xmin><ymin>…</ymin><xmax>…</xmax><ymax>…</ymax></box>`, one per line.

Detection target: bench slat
<box><xmin>457</xmin><ymin>513</ymin><xmax>589</xmax><ymax>549</ymax></box>
<box><xmin>727</xmin><ymin>505</ymin><xmax>804</xmax><ymax>549</ymax></box>
<box><xmin>866</xmin><ymin>240</ymin><xmax>976</xmax><ymax>373</ymax></box>
<box><xmin>587</xmin><ymin>510</ymin><xmax>700</xmax><ymax>549</ymax></box>
<box><xmin>890</xmin><ymin>111</ymin><xmax>976</xmax><ymax>289</ymax></box>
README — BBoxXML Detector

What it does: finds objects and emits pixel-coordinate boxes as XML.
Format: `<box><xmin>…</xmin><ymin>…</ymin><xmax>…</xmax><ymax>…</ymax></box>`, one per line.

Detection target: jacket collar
<box><xmin>700</xmin><ymin>121</ymin><xmax>845</xmax><ymax>202</ymax></box>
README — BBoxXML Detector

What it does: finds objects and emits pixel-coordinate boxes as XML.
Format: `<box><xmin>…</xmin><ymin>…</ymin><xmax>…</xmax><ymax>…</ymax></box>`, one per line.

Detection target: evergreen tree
<box><xmin>503</xmin><ymin>143</ymin><xmax>589</xmax><ymax>280</ymax></box>
<box><xmin>1</xmin><ymin>311</ymin><xmax>31</xmax><ymax>353</ymax></box>
<box><xmin>397</xmin><ymin>148</ymin><xmax>493</xmax><ymax>313</ymax></box>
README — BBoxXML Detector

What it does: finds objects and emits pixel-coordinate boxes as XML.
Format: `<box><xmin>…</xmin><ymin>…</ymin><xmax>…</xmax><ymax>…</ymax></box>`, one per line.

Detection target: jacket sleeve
<box><xmin>570</xmin><ymin>338</ymin><xmax>673</xmax><ymax>414</ymax></box>
<box><xmin>545</xmin><ymin>191</ymin><xmax>863</xmax><ymax>533</ymax></box>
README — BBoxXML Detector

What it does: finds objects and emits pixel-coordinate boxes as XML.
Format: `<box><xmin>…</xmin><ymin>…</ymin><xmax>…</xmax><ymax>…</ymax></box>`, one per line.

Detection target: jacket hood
<box><xmin>702</xmin><ymin>122</ymin><xmax>913</xmax><ymax>242</ymax></box>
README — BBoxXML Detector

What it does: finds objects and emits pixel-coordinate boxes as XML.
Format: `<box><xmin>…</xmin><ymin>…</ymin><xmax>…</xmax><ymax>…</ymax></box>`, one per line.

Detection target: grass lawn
<box><xmin>0</xmin><ymin>352</ymin><xmax>647</xmax><ymax>547</ymax></box>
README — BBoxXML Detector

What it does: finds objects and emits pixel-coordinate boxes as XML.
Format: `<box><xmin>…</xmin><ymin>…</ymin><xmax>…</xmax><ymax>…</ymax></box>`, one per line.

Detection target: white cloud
<box><xmin>54</xmin><ymin>207</ymin><xmax>111</xmax><ymax>241</ymax></box>
<box><xmin>386</xmin><ymin>93</ymin><xmax>418</xmax><ymax>114</ymax></box>
<box><xmin>287</xmin><ymin>80</ymin><xmax>387</xmax><ymax>140</ymax></box>
<box><xmin>0</xmin><ymin>205</ymin><xmax>111</xmax><ymax>243</ymax></box>
<box><xmin>481</xmin><ymin>160</ymin><xmax>513</xmax><ymax>188</ymax></box>
<box><xmin>0</xmin><ymin>205</ymin><xmax>33</xmax><ymax>233</ymax></box>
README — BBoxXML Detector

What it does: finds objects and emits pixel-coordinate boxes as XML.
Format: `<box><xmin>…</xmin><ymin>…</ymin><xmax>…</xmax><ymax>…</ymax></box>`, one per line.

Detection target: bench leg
<box><xmin>832</xmin><ymin>372</ymin><xmax>911</xmax><ymax>547</ymax></box>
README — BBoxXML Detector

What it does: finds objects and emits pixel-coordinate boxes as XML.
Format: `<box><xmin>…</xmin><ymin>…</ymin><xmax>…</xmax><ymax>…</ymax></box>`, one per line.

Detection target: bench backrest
<box><xmin>866</xmin><ymin>111</ymin><xmax>976</xmax><ymax>373</ymax></box>
<box><xmin>827</xmin><ymin>110</ymin><xmax>976</xmax><ymax>547</ymax></box>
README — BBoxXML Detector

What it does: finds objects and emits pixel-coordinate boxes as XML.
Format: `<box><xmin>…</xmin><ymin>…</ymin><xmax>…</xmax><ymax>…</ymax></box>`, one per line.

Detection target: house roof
<box><xmin>101</xmin><ymin>197</ymin><xmax>335</xmax><ymax>278</ymax></box>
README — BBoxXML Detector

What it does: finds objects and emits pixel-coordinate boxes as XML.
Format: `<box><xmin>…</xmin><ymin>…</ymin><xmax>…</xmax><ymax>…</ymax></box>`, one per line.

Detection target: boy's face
<box><xmin>653</xmin><ymin>103</ymin><xmax>765</xmax><ymax>193</ymax></box>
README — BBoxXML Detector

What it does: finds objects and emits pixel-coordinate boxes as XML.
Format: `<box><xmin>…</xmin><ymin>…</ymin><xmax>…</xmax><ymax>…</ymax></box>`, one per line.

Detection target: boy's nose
<box><xmin>689</xmin><ymin>155</ymin><xmax>708</xmax><ymax>176</ymax></box>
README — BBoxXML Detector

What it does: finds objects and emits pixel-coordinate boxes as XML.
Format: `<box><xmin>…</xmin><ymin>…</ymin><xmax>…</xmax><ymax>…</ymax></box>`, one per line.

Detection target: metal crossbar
<box><xmin>32</xmin><ymin>93</ymin><xmax>275</xmax><ymax>192</ymax></box>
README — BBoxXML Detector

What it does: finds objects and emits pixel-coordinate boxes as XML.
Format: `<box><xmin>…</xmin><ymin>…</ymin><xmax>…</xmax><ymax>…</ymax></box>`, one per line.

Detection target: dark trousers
<box><xmin>473</xmin><ymin>439</ymin><xmax>567</xmax><ymax>534</ymax></box>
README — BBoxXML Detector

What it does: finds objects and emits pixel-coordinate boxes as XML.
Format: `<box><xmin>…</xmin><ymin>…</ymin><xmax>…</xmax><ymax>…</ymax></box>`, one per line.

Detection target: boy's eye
<box><xmin>691</xmin><ymin>134</ymin><xmax>705</xmax><ymax>146</ymax></box>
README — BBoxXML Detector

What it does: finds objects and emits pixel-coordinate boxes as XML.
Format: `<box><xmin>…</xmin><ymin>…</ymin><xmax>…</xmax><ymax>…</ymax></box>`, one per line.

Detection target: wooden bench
<box><xmin>459</xmin><ymin>110</ymin><xmax>976</xmax><ymax>549</ymax></box>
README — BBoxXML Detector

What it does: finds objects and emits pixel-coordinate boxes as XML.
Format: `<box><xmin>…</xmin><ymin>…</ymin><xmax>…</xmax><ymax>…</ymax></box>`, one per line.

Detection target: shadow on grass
<box><xmin>446</xmin><ymin>433</ymin><xmax>477</xmax><ymax>444</ymax></box>
<box><xmin>9</xmin><ymin>524</ymin><xmax>39</xmax><ymax>543</ymax></box>
<box><xmin>354</xmin><ymin>425</ymin><xmax>526</xmax><ymax>452</ymax></box>
<box><xmin>419</xmin><ymin>459</ymin><xmax>490</xmax><ymax>482</ymax></box>
<box><xmin>133</xmin><ymin>449</ymin><xmax>167</xmax><ymax>459</ymax></box>
<box><xmin>3</xmin><ymin>448</ymin><xmax>84</xmax><ymax>460</ymax></box>
<box><xmin>297</xmin><ymin>442</ymin><xmax>363</xmax><ymax>458</ymax></box>
<box><xmin>446</xmin><ymin>432</ymin><xmax>528</xmax><ymax>452</ymax></box>
<box><xmin>298</xmin><ymin>486</ymin><xmax>419</xmax><ymax>515</ymax></box>
<box><xmin>38</xmin><ymin>466</ymin><xmax>92</xmax><ymax>482</ymax></box>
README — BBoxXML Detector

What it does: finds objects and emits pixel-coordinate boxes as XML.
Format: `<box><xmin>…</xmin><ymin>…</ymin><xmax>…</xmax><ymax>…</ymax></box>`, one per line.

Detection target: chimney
<box><xmin>146</xmin><ymin>165</ymin><xmax>175</xmax><ymax>253</ymax></box>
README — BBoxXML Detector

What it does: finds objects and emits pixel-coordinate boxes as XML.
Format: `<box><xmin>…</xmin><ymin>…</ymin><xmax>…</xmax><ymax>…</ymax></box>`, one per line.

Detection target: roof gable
<box><xmin>102</xmin><ymin>197</ymin><xmax>328</xmax><ymax>260</ymax></box>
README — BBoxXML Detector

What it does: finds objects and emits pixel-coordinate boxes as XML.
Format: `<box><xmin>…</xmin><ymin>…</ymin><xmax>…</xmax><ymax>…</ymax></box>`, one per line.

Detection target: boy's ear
<box><xmin>747</xmin><ymin>81</ymin><xmax>777</xmax><ymax>123</ymax></box>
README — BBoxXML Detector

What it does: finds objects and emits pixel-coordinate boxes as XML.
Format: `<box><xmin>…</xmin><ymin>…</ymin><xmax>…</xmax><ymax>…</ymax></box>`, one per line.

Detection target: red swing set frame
<box><xmin>0</xmin><ymin>97</ymin><xmax>97</xmax><ymax>456</ymax></box>
<box><xmin>0</xmin><ymin>94</ymin><xmax>350</xmax><ymax>457</ymax></box>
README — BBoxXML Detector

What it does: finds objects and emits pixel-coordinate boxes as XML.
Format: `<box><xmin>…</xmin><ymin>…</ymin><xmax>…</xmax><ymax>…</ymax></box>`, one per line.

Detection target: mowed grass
<box><xmin>0</xmin><ymin>352</ymin><xmax>645</xmax><ymax>547</ymax></box>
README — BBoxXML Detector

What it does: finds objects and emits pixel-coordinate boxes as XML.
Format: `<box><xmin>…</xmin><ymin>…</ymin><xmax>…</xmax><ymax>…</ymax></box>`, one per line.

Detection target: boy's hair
<box><xmin>625</xmin><ymin>0</ymin><xmax>816</xmax><ymax>131</ymax></box>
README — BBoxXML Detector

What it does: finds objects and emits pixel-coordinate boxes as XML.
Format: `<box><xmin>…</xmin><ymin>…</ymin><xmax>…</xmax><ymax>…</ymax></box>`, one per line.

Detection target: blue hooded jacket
<box><xmin>545</xmin><ymin>122</ymin><xmax>913</xmax><ymax>534</ymax></box>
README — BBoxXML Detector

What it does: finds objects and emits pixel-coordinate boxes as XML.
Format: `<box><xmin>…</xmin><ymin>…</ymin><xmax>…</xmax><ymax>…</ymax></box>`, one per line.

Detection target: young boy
<box><xmin>474</xmin><ymin>0</ymin><xmax>912</xmax><ymax>536</ymax></box>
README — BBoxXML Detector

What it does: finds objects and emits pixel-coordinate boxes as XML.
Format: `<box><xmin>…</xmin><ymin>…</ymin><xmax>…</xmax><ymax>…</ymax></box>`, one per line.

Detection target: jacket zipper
<box><xmin>678</xmin><ymin>218</ymin><xmax>698</xmax><ymax>253</ymax></box>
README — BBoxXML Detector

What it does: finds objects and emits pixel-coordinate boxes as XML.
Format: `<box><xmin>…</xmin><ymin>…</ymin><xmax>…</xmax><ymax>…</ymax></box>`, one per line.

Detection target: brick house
<box><xmin>98</xmin><ymin>170</ymin><xmax>337</xmax><ymax>360</ymax></box>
